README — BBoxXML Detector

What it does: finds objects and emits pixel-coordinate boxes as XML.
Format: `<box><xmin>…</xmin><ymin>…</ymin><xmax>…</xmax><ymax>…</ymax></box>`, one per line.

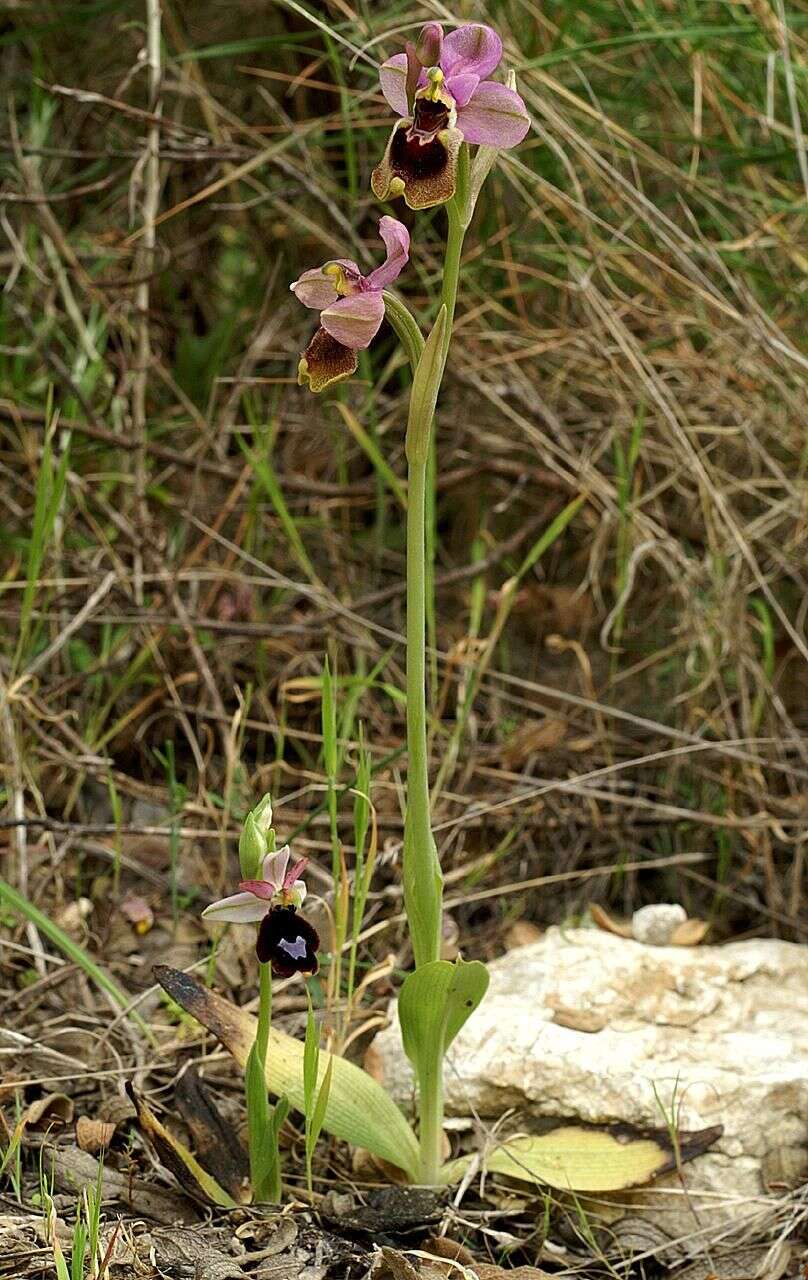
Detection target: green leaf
<box><xmin>398</xmin><ymin>959</ymin><xmax>489</xmax><ymax>1074</ymax></box>
<box><xmin>245</xmin><ymin>1041</ymin><xmax>271</xmax><ymax>1194</ymax></box>
<box><xmin>255</xmin><ymin>1095</ymin><xmax>288</xmax><ymax>1201</ymax></box>
<box><xmin>154</xmin><ymin>966</ymin><xmax>420</xmax><ymax>1180</ymax></box>
<box><xmin>405</xmin><ymin>306</ymin><xmax>448</xmax><ymax>464</ymax></box>
<box><xmin>382</xmin><ymin>290</ymin><xmax>425</xmax><ymax>375</ymax></box>
<box><xmin>441</xmin><ymin>1123</ymin><xmax>723</xmax><ymax>1193</ymax></box>
<box><xmin>303</xmin><ymin>993</ymin><xmax>320</xmax><ymax>1121</ymax></box>
<box><xmin>310</xmin><ymin>1055</ymin><xmax>334</xmax><ymax>1155</ymax></box>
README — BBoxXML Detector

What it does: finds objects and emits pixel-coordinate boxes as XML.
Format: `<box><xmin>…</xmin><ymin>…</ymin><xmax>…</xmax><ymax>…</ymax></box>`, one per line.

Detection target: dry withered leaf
<box><xmin>425</xmin><ymin>1237</ymin><xmax>552</xmax><ymax>1279</ymax></box>
<box><xmin>22</xmin><ymin>1092</ymin><xmax>74</xmax><ymax>1129</ymax></box>
<box><xmin>175</xmin><ymin>1068</ymin><xmax>249</xmax><ymax>1202</ymax></box>
<box><xmin>590</xmin><ymin>904</ymin><xmax>633</xmax><ymax>938</ymax></box>
<box><xmin>669</xmin><ymin>917</ymin><xmax>709</xmax><ymax>946</ymax></box>
<box><xmin>126</xmin><ymin>1083</ymin><xmax>239</xmax><ymax>1207</ymax></box>
<box><xmin>75</xmin><ymin>1115</ymin><xmax>116</xmax><ymax>1153</ymax></box>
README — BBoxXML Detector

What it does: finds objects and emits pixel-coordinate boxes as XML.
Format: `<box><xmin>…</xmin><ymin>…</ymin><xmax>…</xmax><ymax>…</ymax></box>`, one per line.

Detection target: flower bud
<box><xmin>239</xmin><ymin>812</ymin><xmax>266</xmax><ymax>880</ymax></box>
<box><xmin>416</xmin><ymin>21</ymin><xmax>442</xmax><ymax>69</ymax></box>
<box><xmin>251</xmin><ymin>792</ymin><xmax>274</xmax><ymax>834</ymax></box>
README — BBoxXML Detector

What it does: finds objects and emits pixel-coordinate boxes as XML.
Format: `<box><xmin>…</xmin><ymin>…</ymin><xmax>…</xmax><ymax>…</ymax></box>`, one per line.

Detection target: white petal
<box><xmin>262</xmin><ymin>845</ymin><xmax>290</xmax><ymax>887</ymax></box>
<box><xmin>291</xmin><ymin>880</ymin><xmax>307</xmax><ymax>906</ymax></box>
<box><xmin>202</xmin><ymin>892</ymin><xmax>268</xmax><ymax>924</ymax></box>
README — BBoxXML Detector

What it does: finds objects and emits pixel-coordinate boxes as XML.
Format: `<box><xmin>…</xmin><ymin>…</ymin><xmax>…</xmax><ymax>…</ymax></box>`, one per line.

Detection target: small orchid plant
<box><xmin>202</xmin><ymin>20</ymin><xmax>529</xmax><ymax>1199</ymax></box>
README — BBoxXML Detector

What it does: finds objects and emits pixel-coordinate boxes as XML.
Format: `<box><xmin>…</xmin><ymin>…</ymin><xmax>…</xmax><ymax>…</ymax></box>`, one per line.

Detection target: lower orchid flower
<box><xmin>203</xmin><ymin>845</ymin><xmax>320</xmax><ymax>978</ymax></box>
<box><xmin>372</xmin><ymin>22</ymin><xmax>530</xmax><ymax>210</ymax></box>
<box><xmin>290</xmin><ymin>216</ymin><xmax>410</xmax><ymax>393</ymax></box>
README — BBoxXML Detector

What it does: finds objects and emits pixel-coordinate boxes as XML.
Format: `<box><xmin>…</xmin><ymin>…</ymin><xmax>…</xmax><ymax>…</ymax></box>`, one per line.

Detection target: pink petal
<box><xmin>457</xmin><ymin>81</ymin><xmax>530</xmax><ymax>147</ymax></box>
<box><xmin>202</xmin><ymin>892</ymin><xmax>268</xmax><ymax>924</ymax></box>
<box><xmin>290</xmin><ymin>268</ymin><xmax>339</xmax><ymax>311</ymax></box>
<box><xmin>321</xmin><ymin>291</ymin><xmax>385</xmax><ymax>350</ymax></box>
<box><xmin>379</xmin><ymin>53</ymin><xmax>409</xmax><ymax>117</ymax></box>
<box><xmin>262</xmin><ymin>845</ymin><xmax>291</xmax><ymax>888</ymax></box>
<box><xmin>239</xmin><ymin>879</ymin><xmax>275</xmax><ymax>900</ymax></box>
<box><xmin>441</xmin><ymin>24</ymin><xmax>502</xmax><ymax>81</ymax></box>
<box><xmin>364</xmin><ymin>216</ymin><xmax>410</xmax><ymax>290</ymax></box>
<box><xmin>282</xmin><ymin>857</ymin><xmax>308</xmax><ymax>889</ymax></box>
<box><xmin>446</xmin><ymin>71</ymin><xmax>480</xmax><ymax>109</ymax></box>
<box><xmin>416</xmin><ymin>22</ymin><xmax>443</xmax><ymax>68</ymax></box>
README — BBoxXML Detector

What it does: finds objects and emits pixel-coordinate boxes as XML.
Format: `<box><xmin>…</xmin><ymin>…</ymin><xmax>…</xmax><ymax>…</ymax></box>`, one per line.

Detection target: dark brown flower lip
<box><xmin>371</xmin><ymin>117</ymin><xmax>463</xmax><ymax>211</ymax></box>
<box><xmin>298</xmin><ymin>325</ymin><xmax>358</xmax><ymax>394</ymax></box>
<box><xmin>256</xmin><ymin>905</ymin><xmax>320</xmax><ymax>979</ymax></box>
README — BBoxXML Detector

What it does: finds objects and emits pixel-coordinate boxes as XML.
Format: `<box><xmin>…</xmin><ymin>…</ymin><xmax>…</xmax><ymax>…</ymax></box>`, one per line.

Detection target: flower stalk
<box><xmin>288</xmin><ymin>18</ymin><xmax>528</xmax><ymax>1188</ymax></box>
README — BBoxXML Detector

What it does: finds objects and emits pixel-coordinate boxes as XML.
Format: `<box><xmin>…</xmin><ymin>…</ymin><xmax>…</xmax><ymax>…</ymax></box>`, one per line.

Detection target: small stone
<box><xmin>631</xmin><ymin>902</ymin><xmax>687</xmax><ymax>945</ymax></box>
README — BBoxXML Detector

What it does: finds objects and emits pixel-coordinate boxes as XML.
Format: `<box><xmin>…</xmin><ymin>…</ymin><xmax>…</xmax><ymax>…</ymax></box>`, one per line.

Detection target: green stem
<box><xmin>248</xmin><ymin>962</ymin><xmax>281</xmax><ymax>1202</ymax></box>
<box><xmin>416</xmin><ymin>1060</ymin><xmax>444</xmax><ymax>1185</ymax></box>
<box><xmin>402</xmin><ymin>159</ymin><xmax>471</xmax><ymax>1180</ymax></box>
<box><xmin>257</xmin><ymin>960</ymin><xmax>272</xmax><ymax>1069</ymax></box>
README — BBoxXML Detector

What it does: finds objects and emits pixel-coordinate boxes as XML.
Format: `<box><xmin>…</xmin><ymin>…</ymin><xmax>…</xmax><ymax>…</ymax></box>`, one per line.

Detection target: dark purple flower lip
<box><xmin>256</xmin><ymin>905</ymin><xmax>320</xmax><ymax>979</ymax></box>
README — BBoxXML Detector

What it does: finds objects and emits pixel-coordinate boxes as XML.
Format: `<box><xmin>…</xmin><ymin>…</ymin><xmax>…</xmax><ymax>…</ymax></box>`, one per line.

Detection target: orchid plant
<box><xmin>201</xmin><ymin>20</ymin><xmax>529</xmax><ymax>1198</ymax></box>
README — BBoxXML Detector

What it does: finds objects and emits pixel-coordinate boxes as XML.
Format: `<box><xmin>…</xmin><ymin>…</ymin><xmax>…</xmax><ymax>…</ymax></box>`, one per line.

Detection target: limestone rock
<box><xmin>630</xmin><ymin>901</ymin><xmax>687</xmax><ymax>945</ymax></box>
<box><xmin>367</xmin><ymin>929</ymin><xmax>808</xmax><ymax>1241</ymax></box>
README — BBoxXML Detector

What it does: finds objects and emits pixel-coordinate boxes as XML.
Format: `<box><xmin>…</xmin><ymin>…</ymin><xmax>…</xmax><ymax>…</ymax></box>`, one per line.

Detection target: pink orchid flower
<box><xmin>202</xmin><ymin>845</ymin><xmax>319</xmax><ymax>977</ymax></box>
<box><xmin>202</xmin><ymin>844</ymin><xmax>308</xmax><ymax>924</ymax></box>
<box><xmin>372</xmin><ymin>22</ymin><xmax>530</xmax><ymax>211</ymax></box>
<box><xmin>290</xmin><ymin>216</ymin><xmax>410</xmax><ymax>393</ymax></box>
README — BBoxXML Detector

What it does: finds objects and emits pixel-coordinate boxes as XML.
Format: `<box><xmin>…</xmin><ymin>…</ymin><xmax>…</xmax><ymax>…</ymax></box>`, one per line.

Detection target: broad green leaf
<box><xmin>154</xmin><ymin>966</ymin><xmax>419</xmax><ymax>1180</ymax></box>
<box><xmin>398</xmin><ymin>958</ymin><xmax>489</xmax><ymax>1074</ymax></box>
<box><xmin>398</xmin><ymin>957</ymin><xmax>489</xmax><ymax>1145</ymax></box>
<box><xmin>441</xmin><ymin>1123</ymin><xmax>723</xmax><ymax>1193</ymax></box>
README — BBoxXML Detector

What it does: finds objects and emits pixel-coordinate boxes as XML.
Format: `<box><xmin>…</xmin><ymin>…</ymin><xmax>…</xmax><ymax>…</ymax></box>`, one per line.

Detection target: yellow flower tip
<box><xmin>389</xmin><ymin>176</ymin><xmax>406</xmax><ymax>197</ymax></box>
<box><xmin>297</xmin><ymin>356</ymin><xmax>311</xmax><ymax>387</ymax></box>
<box><xmin>425</xmin><ymin>66</ymin><xmax>445</xmax><ymax>97</ymax></box>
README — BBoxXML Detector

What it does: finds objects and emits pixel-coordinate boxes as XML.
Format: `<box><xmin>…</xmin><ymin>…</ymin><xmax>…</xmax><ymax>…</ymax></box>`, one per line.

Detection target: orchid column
<box><xmin>291</xmin><ymin>20</ymin><xmax>529</xmax><ymax>1185</ymax></box>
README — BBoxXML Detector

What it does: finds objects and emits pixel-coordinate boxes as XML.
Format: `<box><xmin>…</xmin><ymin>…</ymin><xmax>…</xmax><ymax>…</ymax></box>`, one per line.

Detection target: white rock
<box><xmin>366</xmin><ymin>928</ymin><xmax>808</xmax><ymax>1242</ymax></box>
<box><xmin>631</xmin><ymin>901</ymin><xmax>687</xmax><ymax>945</ymax></box>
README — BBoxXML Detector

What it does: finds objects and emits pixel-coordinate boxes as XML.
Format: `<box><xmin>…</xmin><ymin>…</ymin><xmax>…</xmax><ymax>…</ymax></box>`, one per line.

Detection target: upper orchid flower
<box><xmin>202</xmin><ymin>845</ymin><xmax>319</xmax><ymax>977</ymax></box>
<box><xmin>372</xmin><ymin>23</ymin><xmax>530</xmax><ymax>211</ymax></box>
<box><xmin>290</xmin><ymin>216</ymin><xmax>410</xmax><ymax>393</ymax></box>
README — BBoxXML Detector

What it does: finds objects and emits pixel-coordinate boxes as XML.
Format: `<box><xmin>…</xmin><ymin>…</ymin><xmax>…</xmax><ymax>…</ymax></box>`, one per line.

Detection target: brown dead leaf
<box><xmin>25</xmin><ymin>1093</ymin><xmax>74</xmax><ymax>1129</ymax></box>
<box><xmin>590</xmin><ymin>904</ymin><xmax>633</xmax><ymax>938</ymax></box>
<box><xmin>76</xmin><ymin>1115</ymin><xmax>116</xmax><ymax>1154</ymax></box>
<box><xmin>505</xmin><ymin>922</ymin><xmax>542</xmax><ymax>950</ymax></box>
<box><xmin>376</xmin><ymin>1239</ymin><xmax>553</xmax><ymax>1280</ymax></box>
<box><xmin>669</xmin><ymin>918</ymin><xmax>709</xmax><ymax>946</ymax></box>
<box><xmin>501</xmin><ymin>718</ymin><xmax>566</xmax><ymax>767</ymax></box>
<box><xmin>126</xmin><ymin>1083</ymin><xmax>239</xmax><ymax>1207</ymax></box>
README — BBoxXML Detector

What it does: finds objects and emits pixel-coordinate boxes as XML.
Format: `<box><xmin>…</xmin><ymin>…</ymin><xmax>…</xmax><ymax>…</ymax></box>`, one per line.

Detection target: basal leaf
<box><xmin>441</xmin><ymin>1123</ymin><xmax>723</xmax><ymax>1193</ymax></box>
<box><xmin>154</xmin><ymin>966</ymin><xmax>419</xmax><ymax>1180</ymax></box>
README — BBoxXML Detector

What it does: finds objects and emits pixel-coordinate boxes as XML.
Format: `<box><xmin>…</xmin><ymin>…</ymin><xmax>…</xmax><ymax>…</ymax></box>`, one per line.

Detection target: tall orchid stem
<box><xmin>402</xmin><ymin>147</ymin><xmax>471</xmax><ymax>1182</ymax></box>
